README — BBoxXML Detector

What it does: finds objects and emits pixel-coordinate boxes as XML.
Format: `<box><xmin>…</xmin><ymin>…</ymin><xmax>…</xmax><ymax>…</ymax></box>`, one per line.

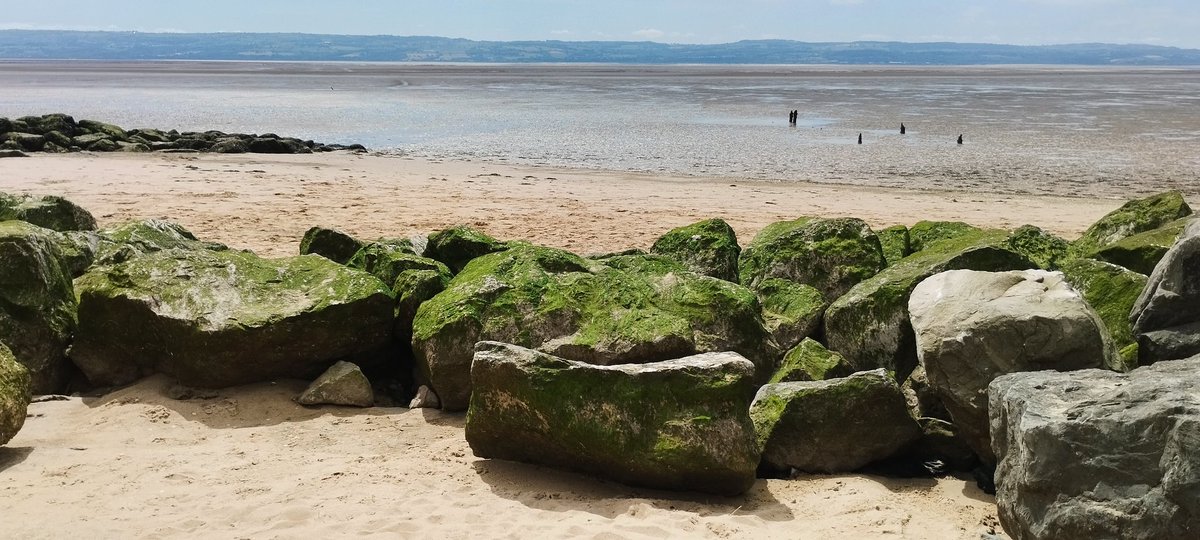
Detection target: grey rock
<box><xmin>465</xmin><ymin>342</ymin><xmax>760</xmax><ymax>496</ymax></box>
<box><xmin>1</xmin><ymin>342</ymin><xmax>33</xmax><ymax>446</ymax></box>
<box><xmin>990</xmin><ymin>359</ymin><xmax>1200</xmax><ymax>540</ymax></box>
<box><xmin>1131</xmin><ymin>219</ymin><xmax>1200</xmax><ymax>364</ymax></box>
<box><xmin>751</xmin><ymin>369</ymin><xmax>922</xmax><ymax>474</ymax></box>
<box><xmin>297</xmin><ymin>361</ymin><xmax>374</xmax><ymax>407</ymax></box>
<box><xmin>407</xmin><ymin>385</ymin><xmax>440</xmax><ymax>409</ymax></box>
<box><xmin>299</xmin><ymin>226</ymin><xmax>365</xmax><ymax>265</ymax></box>
<box><xmin>910</xmin><ymin>269</ymin><xmax>1114</xmax><ymax>464</ymax></box>
<box><xmin>0</xmin><ymin>192</ymin><xmax>98</xmax><ymax>232</ymax></box>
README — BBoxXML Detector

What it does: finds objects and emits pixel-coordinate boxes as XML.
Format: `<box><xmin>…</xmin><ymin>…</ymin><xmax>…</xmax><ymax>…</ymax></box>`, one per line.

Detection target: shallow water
<box><xmin>2</xmin><ymin>61</ymin><xmax>1198</xmax><ymax>198</ymax></box>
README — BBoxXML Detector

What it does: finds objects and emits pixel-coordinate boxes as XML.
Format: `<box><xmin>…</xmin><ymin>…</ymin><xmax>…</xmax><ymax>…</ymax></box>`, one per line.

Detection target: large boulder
<box><xmin>422</xmin><ymin>225</ymin><xmax>507</xmax><ymax>274</ymax></box>
<box><xmin>1061</xmin><ymin>258</ymin><xmax>1148</xmax><ymax>368</ymax></box>
<box><xmin>346</xmin><ymin>240</ymin><xmax>452</xmax><ymax>343</ymax></box>
<box><xmin>1131</xmin><ymin>219</ymin><xmax>1200</xmax><ymax>364</ymax></box>
<box><xmin>910</xmin><ymin>269</ymin><xmax>1114</xmax><ymax>465</ymax></box>
<box><xmin>649</xmin><ymin>218</ymin><xmax>741</xmax><ymax>282</ymax></box>
<box><xmin>0</xmin><ymin>221</ymin><xmax>78</xmax><ymax>393</ymax></box>
<box><xmin>1</xmin><ymin>342</ymin><xmax>32</xmax><ymax>446</ymax></box>
<box><xmin>77</xmin><ymin>119</ymin><xmax>129</xmax><ymax>140</ymax></box>
<box><xmin>739</xmin><ymin>217</ymin><xmax>886</xmax><ymax>301</ymax></box>
<box><xmin>990</xmin><ymin>359</ymin><xmax>1200</xmax><ymax>540</ymax></box>
<box><xmin>1069</xmin><ymin>190</ymin><xmax>1193</xmax><ymax>259</ymax></box>
<box><xmin>824</xmin><ymin>230</ymin><xmax>1038</xmax><ymax>380</ymax></box>
<box><xmin>466</xmin><ymin>342</ymin><xmax>759</xmax><ymax>496</ymax></box>
<box><xmin>751</xmin><ymin>369</ymin><xmax>922</xmax><ymax>474</ymax></box>
<box><xmin>296</xmin><ymin>361</ymin><xmax>374</xmax><ymax>407</ymax></box>
<box><xmin>70</xmin><ymin>249</ymin><xmax>395</xmax><ymax>388</ymax></box>
<box><xmin>769</xmin><ymin>338</ymin><xmax>853</xmax><ymax>383</ymax></box>
<box><xmin>754</xmin><ymin>278</ymin><xmax>827</xmax><ymax>352</ymax></box>
<box><xmin>907</xmin><ymin>221</ymin><xmax>981</xmax><ymax>253</ymax></box>
<box><xmin>878</xmin><ymin>224</ymin><xmax>911</xmax><ymax>266</ymax></box>
<box><xmin>1090</xmin><ymin>217</ymin><xmax>1190</xmax><ymax>276</ymax></box>
<box><xmin>299</xmin><ymin>226</ymin><xmax>365</xmax><ymax>265</ymax></box>
<box><xmin>0</xmin><ymin>192</ymin><xmax>97</xmax><ymax>231</ymax></box>
<box><xmin>412</xmin><ymin>245</ymin><xmax>776</xmax><ymax>411</ymax></box>
<box><xmin>94</xmin><ymin>219</ymin><xmax>227</xmax><ymax>266</ymax></box>
<box><xmin>1005</xmin><ymin>225</ymin><xmax>1070</xmax><ymax>270</ymax></box>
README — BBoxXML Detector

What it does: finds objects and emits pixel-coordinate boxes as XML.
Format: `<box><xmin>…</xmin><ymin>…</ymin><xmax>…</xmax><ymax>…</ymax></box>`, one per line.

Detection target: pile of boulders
<box><xmin>1</xmin><ymin>187</ymin><xmax>1196</xmax><ymax>538</ymax></box>
<box><xmin>0</xmin><ymin>113</ymin><xmax>365</xmax><ymax>156</ymax></box>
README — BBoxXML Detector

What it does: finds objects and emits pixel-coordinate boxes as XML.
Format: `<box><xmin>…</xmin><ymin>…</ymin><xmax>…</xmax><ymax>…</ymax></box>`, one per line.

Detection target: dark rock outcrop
<box><xmin>0</xmin><ymin>192</ymin><xmax>98</xmax><ymax>232</ymax></box>
<box><xmin>650</xmin><ymin>218</ymin><xmax>741</xmax><ymax>282</ymax></box>
<box><xmin>739</xmin><ymin>216</ymin><xmax>885</xmax><ymax>301</ymax></box>
<box><xmin>1130</xmin><ymin>219</ymin><xmax>1200</xmax><ymax>364</ymax></box>
<box><xmin>1</xmin><ymin>342</ymin><xmax>33</xmax><ymax>446</ymax></box>
<box><xmin>299</xmin><ymin>226</ymin><xmax>366</xmax><ymax>265</ymax></box>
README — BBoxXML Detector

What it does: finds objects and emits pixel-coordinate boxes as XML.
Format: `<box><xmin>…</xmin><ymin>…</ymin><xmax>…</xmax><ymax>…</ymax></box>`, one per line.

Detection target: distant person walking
<box><xmin>957</xmin><ymin>134</ymin><xmax>963</xmax><ymax>145</ymax></box>
<box><xmin>900</xmin><ymin>123</ymin><xmax>906</xmax><ymax>134</ymax></box>
<box><xmin>858</xmin><ymin>133</ymin><xmax>863</xmax><ymax>144</ymax></box>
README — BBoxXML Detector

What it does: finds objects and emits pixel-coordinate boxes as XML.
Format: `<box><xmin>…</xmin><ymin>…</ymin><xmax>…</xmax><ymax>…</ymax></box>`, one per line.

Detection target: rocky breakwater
<box><xmin>0</xmin><ymin>113</ymin><xmax>366</xmax><ymax>157</ymax></box>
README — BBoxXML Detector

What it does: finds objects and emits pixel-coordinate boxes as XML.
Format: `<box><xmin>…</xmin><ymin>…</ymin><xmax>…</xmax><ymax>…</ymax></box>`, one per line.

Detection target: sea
<box><xmin>2</xmin><ymin>61</ymin><xmax>1198</xmax><ymax>198</ymax></box>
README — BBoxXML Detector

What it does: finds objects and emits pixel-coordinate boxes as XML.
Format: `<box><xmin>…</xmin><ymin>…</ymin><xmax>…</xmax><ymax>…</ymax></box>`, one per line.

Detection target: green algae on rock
<box><xmin>770</xmin><ymin>338</ymin><xmax>854</xmax><ymax>383</ymax></box>
<box><xmin>755</xmin><ymin>278</ymin><xmax>828</xmax><ymax>352</ymax></box>
<box><xmin>466</xmin><ymin>342</ymin><xmax>760</xmax><ymax>496</ymax></box>
<box><xmin>1005</xmin><ymin>225</ymin><xmax>1069</xmax><ymax>270</ymax></box>
<box><xmin>751</xmin><ymin>369</ymin><xmax>921</xmax><ymax>474</ymax></box>
<box><xmin>0</xmin><ymin>192</ymin><xmax>97</xmax><ymax>232</ymax></box>
<box><xmin>907</xmin><ymin>221</ymin><xmax>981</xmax><ymax>254</ymax></box>
<box><xmin>649</xmin><ymin>218</ymin><xmax>741</xmax><ymax>282</ymax></box>
<box><xmin>1069</xmin><ymin>190</ymin><xmax>1193</xmax><ymax>260</ymax></box>
<box><xmin>823</xmin><ymin>229</ymin><xmax>1037</xmax><ymax>381</ymax></box>
<box><xmin>1</xmin><ymin>342</ymin><xmax>33</xmax><ymax>446</ymax></box>
<box><xmin>1089</xmin><ymin>217</ymin><xmax>1190</xmax><ymax>275</ymax></box>
<box><xmin>0</xmin><ymin>221</ymin><xmax>78</xmax><ymax>393</ymax></box>
<box><xmin>739</xmin><ymin>216</ymin><xmax>885</xmax><ymax>301</ymax></box>
<box><xmin>412</xmin><ymin>244</ymin><xmax>776</xmax><ymax>411</ymax></box>
<box><xmin>1060</xmin><ymin>258</ymin><xmax>1148</xmax><ymax>370</ymax></box>
<box><xmin>94</xmin><ymin>219</ymin><xmax>227</xmax><ymax>266</ymax></box>
<box><xmin>70</xmin><ymin>249</ymin><xmax>395</xmax><ymax>388</ymax></box>
<box><xmin>423</xmin><ymin>225</ymin><xmax>508</xmax><ymax>274</ymax></box>
<box><xmin>299</xmin><ymin>226</ymin><xmax>366</xmax><ymax>265</ymax></box>
<box><xmin>878</xmin><ymin>225</ymin><xmax>912</xmax><ymax>266</ymax></box>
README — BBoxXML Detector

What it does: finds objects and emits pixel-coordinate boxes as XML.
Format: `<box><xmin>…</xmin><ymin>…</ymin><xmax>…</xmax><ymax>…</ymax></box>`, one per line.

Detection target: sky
<box><xmin>2</xmin><ymin>0</ymin><xmax>1199</xmax><ymax>49</ymax></box>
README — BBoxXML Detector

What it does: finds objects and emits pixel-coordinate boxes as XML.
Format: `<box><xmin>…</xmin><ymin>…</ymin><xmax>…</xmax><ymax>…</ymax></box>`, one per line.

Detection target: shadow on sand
<box><xmin>0</xmin><ymin>446</ymin><xmax>33</xmax><ymax>473</ymax></box>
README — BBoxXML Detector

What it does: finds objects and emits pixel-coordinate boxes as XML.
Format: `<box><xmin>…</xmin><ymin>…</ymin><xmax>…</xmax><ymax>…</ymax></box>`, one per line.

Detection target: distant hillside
<box><xmin>2</xmin><ymin>30</ymin><xmax>1199</xmax><ymax>65</ymax></box>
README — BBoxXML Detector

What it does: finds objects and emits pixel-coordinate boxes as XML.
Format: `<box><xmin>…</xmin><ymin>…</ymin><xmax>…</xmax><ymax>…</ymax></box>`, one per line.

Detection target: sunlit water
<box><xmin>2</xmin><ymin>61</ymin><xmax>1198</xmax><ymax>197</ymax></box>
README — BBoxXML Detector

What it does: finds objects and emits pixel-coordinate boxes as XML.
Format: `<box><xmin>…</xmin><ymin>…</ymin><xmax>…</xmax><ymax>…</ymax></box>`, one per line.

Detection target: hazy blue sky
<box><xmin>3</xmin><ymin>0</ymin><xmax>1199</xmax><ymax>48</ymax></box>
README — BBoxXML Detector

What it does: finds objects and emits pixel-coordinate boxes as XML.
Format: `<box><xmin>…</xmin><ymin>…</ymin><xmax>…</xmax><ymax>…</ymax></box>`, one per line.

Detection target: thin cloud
<box><xmin>632</xmin><ymin>28</ymin><xmax>665</xmax><ymax>40</ymax></box>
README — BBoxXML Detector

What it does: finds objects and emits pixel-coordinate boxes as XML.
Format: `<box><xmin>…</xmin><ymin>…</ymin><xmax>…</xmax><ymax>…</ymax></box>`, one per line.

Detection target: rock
<box><xmin>769</xmin><ymin>338</ymin><xmax>853</xmax><ymax>383</ymax></box>
<box><xmin>878</xmin><ymin>224</ymin><xmax>911</xmax><ymax>265</ymax></box>
<box><xmin>70</xmin><ymin>249</ymin><xmax>395</xmax><ymax>388</ymax></box>
<box><xmin>173</xmin><ymin>138</ymin><xmax>212</xmax><ymax>151</ymax></box>
<box><xmin>87</xmin><ymin>139</ymin><xmax>120</xmax><ymax>152</ymax></box>
<box><xmin>423</xmin><ymin>225</ymin><xmax>507</xmax><ymax>274</ymax></box>
<box><xmin>346</xmin><ymin>240</ymin><xmax>452</xmax><ymax>343</ymax></box>
<box><xmin>412</xmin><ymin>244</ymin><xmax>776</xmax><ymax>411</ymax></box>
<box><xmin>907</xmin><ymin>221</ymin><xmax>981</xmax><ymax>253</ymax></box>
<box><xmin>94</xmin><ymin>219</ymin><xmax>226</xmax><ymax>266</ymax></box>
<box><xmin>2</xmin><ymin>133</ymin><xmax>46</xmax><ymax>152</ymax></box>
<box><xmin>116</xmin><ymin>141</ymin><xmax>150</xmax><ymax>153</ymax></box>
<box><xmin>900</xmin><ymin>363</ymin><xmax>951</xmax><ymax>421</ymax></box>
<box><xmin>1005</xmin><ymin>225</ymin><xmax>1069</xmax><ymax>270</ymax></box>
<box><xmin>824</xmin><ymin>229</ymin><xmax>1038</xmax><ymax>380</ymax></box>
<box><xmin>345</xmin><ymin>238</ymin><xmax>426</xmax><ymax>284</ymax></box>
<box><xmin>1061</xmin><ymin>258</ymin><xmax>1147</xmax><ymax>368</ymax></box>
<box><xmin>466</xmin><ymin>342</ymin><xmax>760</xmax><ymax>496</ymax></box>
<box><xmin>649</xmin><ymin>218</ymin><xmax>741</xmax><ymax>282</ymax></box>
<box><xmin>910</xmin><ymin>269</ymin><xmax>1114</xmax><ymax>465</ymax></box>
<box><xmin>751</xmin><ymin>369</ymin><xmax>922</xmax><ymax>474</ymax></box>
<box><xmin>1131</xmin><ymin>219</ymin><xmax>1200</xmax><ymax>364</ymax></box>
<box><xmin>0</xmin><ymin>342</ymin><xmax>32</xmax><ymax>446</ymax></box>
<box><xmin>739</xmin><ymin>216</ymin><xmax>886</xmax><ymax>301</ymax></box>
<box><xmin>247</xmin><ymin>137</ymin><xmax>293</xmax><ymax>154</ymax></box>
<box><xmin>755</xmin><ymin>278</ymin><xmax>827</xmax><ymax>352</ymax></box>
<box><xmin>209</xmin><ymin>138</ymin><xmax>248</xmax><ymax>153</ymax></box>
<box><xmin>0</xmin><ymin>150</ymin><xmax>27</xmax><ymax>158</ymax></box>
<box><xmin>0</xmin><ymin>192</ymin><xmax>98</xmax><ymax>232</ymax></box>
<box><xmin>299</xmin><ymin>226</ymin><xmax>365</xmax><ymax>265</ymax></box>
<box><xmin>128</xmin><ymin>128</ymin><xmax>169</xmax><ymax>143</ymax></box>
<box><xmin>296</xmin><ymin>361</ymin><xmax>374</xmax><ymax>407</ymax></box>
<box><xmin>77</xmin><ymin>119</ymin><xmax>128</xmax><ymax>140</ymax></box>
<box><xmin>1090</xmin><ymin>217</ymin><xmax>1190</xmax><ymax>275</ymax></box>
<box><xmin>407</xmin><ymin>385</ymin><xmax>440</xmax><ymax>409</ymax></box>
<box><xmin>42</xmin><ymin>130</ymin><xmax>73</xmax><ymax>148</ymax></box>
<box><xmin>1070</xmin><ymin>190</ymin><xmax>1193</xmax><ymax>259</ymax></box>
<box><xmin>71</xmin><ymin>133</ymin><xmax>111</xmax><ymax>149</ymax></box>
<box><xmin>0</xmin><ymin>221</ymin><xmax>78</xmax><ymax>393</ymax></box>
<box><xmin>990</xmin><ymin>359</ymin><xmax>1200</xmax><ymax>540</ymax></box>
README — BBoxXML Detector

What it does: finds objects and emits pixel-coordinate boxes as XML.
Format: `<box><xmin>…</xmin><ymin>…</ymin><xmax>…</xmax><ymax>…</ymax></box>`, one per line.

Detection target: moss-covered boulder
<box><xmin>94</xmin><ymin>219</ymin><xmax>227</xmax><ymax>266</ymax></box>
<box><xmin>650</xmin><ymin>218</ymin><xmax>741</xmax><ymax>282</ymax></box>
<box><xmin>751</xmin><ymin>369</ymin><xmax>922</xmax><ymax>474</ymax></box>
<box><xmin>1069</xmin><ymin>190</ymin><xmax>1193</xmax><ymax>259</ymax></box>
<box><xmin>77</xmin><ymin>119</ymin><xmax>129</xmax><ymax>140</ymax></box>
<box><xmin>0</xmin><ymin>192</ymin><xmax>97</xmax><ymax>231</ymax></box>
<box><xmin>755</xmin><ymin>278</ymin><xmax>827</xmax><ymax>352</ymax></box>
<box><xmin>878</xmin><ymin>225</ymin><xmax>911</xmax><ymax>266</ymax></box>
<box><xmin>299</xmin><ymin>226</ymin><xmax>365</xmax><ymax>265</ymax></box>
<box><xmin>1061</xmin><ymin>258</ymin><xmax>1147</xmax><ymax>369</ymax></box>
<box><xmin>1</xmin><ymin>133</ymin><xmax>45</xmax><ymax>152</ymax></box>
<box><xmin>739</xmin><ymin>217</ymin><xmax>885</xmax><ymax>301</ymax></box>
<box><xmin>412</xmin><ymin>245</ymin><xmax>776</xmax><ymax>411</ymax></box>
<box><xmin>1</xmin><ymin>342</ymin><xmax>33</xmax><ymax>446</ymax></box>
<box><xmin>770</xmin><ymin>338</ymin><xmax>853</xmax><ymax>383</ymax></box>
<box><xmin>0</xmin><ymin>221</ymin><xmax>78</xmax><ymax>393</ymax></box>
<box><xmin>1089</xmin><ymin>217</ymin><xmax>1190</xmax><ymax>275</ymax></box>
<box><xmin>70</xmin><ymin>249</ymin><xmax>395</xmax><ymax>388</ymax></box>
<box><xmin>823</xmin><ymin>230</ymin><xmax>1037</xmax><ymax>380</ymax></box>
<box><xmin>466</xmin><ymin>342</ymin><xmax>760</xmax><ymax>496</ymax></box>
<box><xmin>296</xmin><ymin>361</ymin><xmax>374</xmax><ymax>407</ymax></box>
<box><xmin>347</xmin><ymin>239</ymin><xmax>452</xmax><ymax>343</ymax></box>
<box><xmin>423</xmin><ymin>225</ymin><xmax>507</xmax><ymax>274</ymax></box>
<box><xmin>908</xmin><ymin>221</ymin><xmax>981</xmax><ymax>253</ymax></box>
<box><xmin>1006</xmin><ymin>225</ymin><xmax>1069</xmax><ymax>270</ymax></box>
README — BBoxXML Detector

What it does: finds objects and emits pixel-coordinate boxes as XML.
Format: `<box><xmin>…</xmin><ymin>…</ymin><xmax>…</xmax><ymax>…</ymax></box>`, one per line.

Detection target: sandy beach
<box><xmin>0</xmin><ymin>150</ymin><xmax>1136</xmax><ymax>539</ymax></box>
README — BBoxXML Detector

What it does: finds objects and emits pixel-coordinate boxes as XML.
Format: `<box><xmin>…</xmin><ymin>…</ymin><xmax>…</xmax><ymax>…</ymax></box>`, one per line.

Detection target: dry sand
<box><xmin>0</xmin><ymin>150</ymin><xmax>1134</xmax><ymax>539</ymax></box>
